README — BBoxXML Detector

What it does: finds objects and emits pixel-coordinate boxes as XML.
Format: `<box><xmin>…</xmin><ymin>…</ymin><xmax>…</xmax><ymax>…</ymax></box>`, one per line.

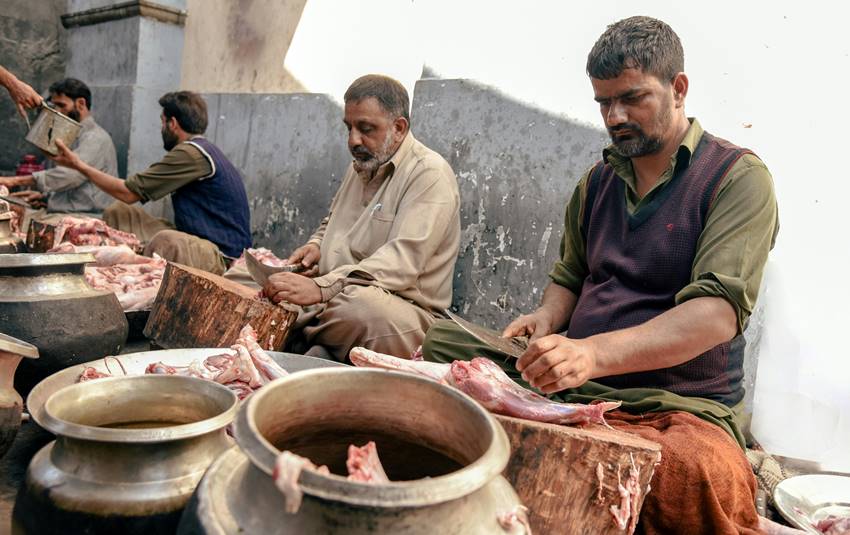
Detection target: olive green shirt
<box><xmin>549</xmin><ymin>119</ymin><xmax>779</xmax><ymax>332</ymax></box>
<box><xmin>124</xmin><ymin>140</ymin><xmax>212</xmax><ymax>202</ymax></box>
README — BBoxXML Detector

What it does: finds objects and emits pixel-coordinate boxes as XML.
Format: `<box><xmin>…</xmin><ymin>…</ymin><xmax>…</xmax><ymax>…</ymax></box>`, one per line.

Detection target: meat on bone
<box><xmin>53</xmin><ymin>216</ymin><xmax>141</xmax><ymax>250</ymax></box>
<box><xmin>348</xmin><ymin>347</ymin><xmax>620</xmax><ymax>426</ymax></box>
<box><xmin>346</xmin><ymin>441</ymin><xmax>390</xmax><ymax>484</ymax></box>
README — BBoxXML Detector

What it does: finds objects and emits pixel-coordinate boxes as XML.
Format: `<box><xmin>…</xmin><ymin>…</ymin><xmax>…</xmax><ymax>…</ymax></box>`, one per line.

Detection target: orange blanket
<box><xmin>606</xmin><ymin>410</ymin><xmax>761</xmax><ymax>535</ymax></box>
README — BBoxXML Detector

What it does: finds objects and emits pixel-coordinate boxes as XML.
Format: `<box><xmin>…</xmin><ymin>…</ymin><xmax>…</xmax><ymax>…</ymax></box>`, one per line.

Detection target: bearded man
<box><xmin>0</xmin><ymin>78</ymin><xmax>117</xmax><ymax>219</ymax></box>
<box><xmin>264</xmin><ymin>74</ymin><xmax>460</xmax><ymax>361</ymax></box>
<box><xmin>50</xmin><ymin>91</ymin><xmax>251</xmax><ymax>274</ymax></box>
<box><xmin>423</xmin><ymin>17</ymin><xmax>779</xmax><ymax>534</ymax></box>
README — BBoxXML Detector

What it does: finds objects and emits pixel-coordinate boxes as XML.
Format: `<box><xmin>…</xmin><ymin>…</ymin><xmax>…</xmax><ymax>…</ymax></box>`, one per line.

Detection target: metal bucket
<box><xmin>13</xmin><ymin>375</ymin><xmax>238</xmax><ymax>534</ymax></box>
<box><xmin>24</xmin><ymin>104</ymin><xmax>81</xmax><ymax>156</ymax></box>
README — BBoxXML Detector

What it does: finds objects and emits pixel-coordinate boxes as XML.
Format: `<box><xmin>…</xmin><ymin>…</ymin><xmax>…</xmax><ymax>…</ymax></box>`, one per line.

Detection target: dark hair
<box><xmin>586</xmin><ymin>16</ymin><xmax>684</xmax><ymax>83</ymax></box>
<box><xmin>158</xmin><ymin>91</ymin><xmax>208</xmax><ymax>134</ymax></box>
<box><xmin>49</xmin><ymin>78</ymin><xmax>91</xmax><ymax>109</ymax></box>
<box><xmin>344</xmin><ymin>74</ymin><xmax>410</xmax><ymax>122</ymax></box>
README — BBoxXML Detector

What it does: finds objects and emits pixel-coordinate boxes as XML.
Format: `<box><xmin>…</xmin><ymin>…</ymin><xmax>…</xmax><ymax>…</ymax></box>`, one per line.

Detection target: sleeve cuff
<box><xmin>31</xmin><ymin>170</ymin><xmax>47</xmax><ymax>192</ymax></box>
<box><xmin>675</xmin><ymin>274</ymin><xmax>748</xmax><ymax>333</ymax></box>
<box><xmin>548</xmin><ymin>262</ymin><xmax>584</xmax><ymax>295</ymax></box>
<box><xmin>313</xmin><ymin>272</ymin><xmax>346</xmax><ymax>303</ymax></box>
<box><xmin>123</xmin><ymin>175</ymin><xmax>149</xmax><ymax>203</ymax></box>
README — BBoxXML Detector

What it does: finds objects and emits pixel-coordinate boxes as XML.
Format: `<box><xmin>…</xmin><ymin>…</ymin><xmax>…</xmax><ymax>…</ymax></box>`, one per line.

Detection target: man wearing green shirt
<box><xmin>423</xmin><ymin>16</ymin><xmax>778</xmax><ymax>534</ymax></box>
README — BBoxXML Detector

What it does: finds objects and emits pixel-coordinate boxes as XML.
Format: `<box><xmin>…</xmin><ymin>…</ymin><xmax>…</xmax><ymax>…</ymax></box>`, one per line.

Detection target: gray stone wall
<box><xmin>412</xmin><ymin>79</ymin><xmax>608</xmax><ymax>327</ymax></box>
<box><xmin>202</xmin><ymin>93</ymin><xmax>350</xmax><ymax>255</ymax></box>
<box><xmin>0</xmin><ymin>0</ymin><xmax>68</xmax><ymax>173</ymax></box>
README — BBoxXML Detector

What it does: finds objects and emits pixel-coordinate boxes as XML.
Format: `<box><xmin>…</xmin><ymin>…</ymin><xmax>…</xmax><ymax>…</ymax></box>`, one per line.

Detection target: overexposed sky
<box><xmin>287</xmin><ymin>0</ymin><xmax>850</xmax><ymax>464</ymax></box>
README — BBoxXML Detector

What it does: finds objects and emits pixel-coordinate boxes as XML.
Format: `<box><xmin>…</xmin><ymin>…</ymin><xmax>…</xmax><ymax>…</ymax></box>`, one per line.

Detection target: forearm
<box><xmin>587</xmin><ymin>296</ymin><xmax>737</xmax><ymax>378</ymax></box>
<box><xmin>77</xmin><ymin>162</ymin><xmax>140</xmax><ymax>204</ymax></box>
<box><xmin>0</xmin><ymin>67</ymin><xmax>15</xmax><ymax>89</ymax></box>
<box><xmin>0</xmin><ymin>175</ymin><xmax>35</xmax><ymax>188</ymax></box>
<box><xmin>537</xmin><ymin>282</ymin><xmax>578</xmax><ymax>333</ymax></box>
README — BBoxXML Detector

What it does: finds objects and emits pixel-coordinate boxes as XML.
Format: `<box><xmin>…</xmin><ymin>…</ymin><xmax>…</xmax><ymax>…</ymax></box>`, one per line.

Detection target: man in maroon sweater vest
<box><xmin>423</xmin><ymin>16</ymin><xmax>779</xmax><ymax>534</ymax></box>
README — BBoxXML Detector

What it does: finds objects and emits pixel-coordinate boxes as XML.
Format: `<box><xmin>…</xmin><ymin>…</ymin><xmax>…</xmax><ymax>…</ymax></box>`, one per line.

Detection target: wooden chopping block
<box><xmin>144</xmin><ymin>262</ymin><xmax>297</xmax><ymax>351</ymax></box>
<box><xmin>495</xmin><ymin>414</ymin><xmax>662</xmax><ymax>535</ymax></box>
<box><xmin>25</xmin><ymin>220</ymin><xmax>56</xmax><ymax>252</ymax></box>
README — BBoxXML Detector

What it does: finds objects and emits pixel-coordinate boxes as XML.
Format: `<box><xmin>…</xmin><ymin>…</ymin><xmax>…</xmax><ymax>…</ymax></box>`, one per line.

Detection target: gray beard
<box><xmin>610</xmin><ymin>132</ymin><xmax>664</xmax><ymax>158</ymax></box>
<box><xmin>352</xmin><ymin>130</ymin><xmax>395</xmax><ymax>175</ymax></box>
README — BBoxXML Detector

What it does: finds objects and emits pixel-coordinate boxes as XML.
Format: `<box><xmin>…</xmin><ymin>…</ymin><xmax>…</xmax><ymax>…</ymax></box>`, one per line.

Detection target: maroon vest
<box><xmin>568</xmin><ymin>133</ymin><xmax>752</xmax><ymax>406</ymax></box>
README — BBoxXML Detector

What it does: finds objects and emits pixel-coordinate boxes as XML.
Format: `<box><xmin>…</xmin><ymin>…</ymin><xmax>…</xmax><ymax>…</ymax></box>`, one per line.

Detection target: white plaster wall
<box><xmin>285</xmin><ymin>0</ymin><xmax>850</xmax><ymax>468</ymax></box>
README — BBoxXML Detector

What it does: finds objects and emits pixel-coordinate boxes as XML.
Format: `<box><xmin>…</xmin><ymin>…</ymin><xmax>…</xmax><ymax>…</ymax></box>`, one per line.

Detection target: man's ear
<box><xmin>393</xmin><ymin>116</ymin><xmax>409</xmax><ymax>139</ymax></box>
<box><xmin>75</xmin><ymin>97</ymin><xmax>88</xmax><ymax>113</ymax></box>
<box><xmin>671</xmin><ymin>72</ymin><xmax>689</xmax><ymax>107</ymax></box>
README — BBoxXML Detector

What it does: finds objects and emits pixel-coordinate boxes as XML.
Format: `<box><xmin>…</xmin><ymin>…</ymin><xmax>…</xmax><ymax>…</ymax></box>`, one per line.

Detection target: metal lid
<box><xmin>0</xmin><ymin>333</ymin><xmax>39</xmax><ymax>358</ymax></box>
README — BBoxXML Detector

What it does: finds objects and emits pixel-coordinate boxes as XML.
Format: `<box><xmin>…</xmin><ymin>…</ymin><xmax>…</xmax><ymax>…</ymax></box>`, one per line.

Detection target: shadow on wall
<box><xmin>412</xmin><ymin>78</ymin><xmax>608</xmax><ymax>328</ymax></box>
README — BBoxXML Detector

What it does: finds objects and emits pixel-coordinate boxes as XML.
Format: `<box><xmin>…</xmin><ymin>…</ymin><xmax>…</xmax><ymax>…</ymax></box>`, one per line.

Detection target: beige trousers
<box><xmin>103</xmin><ymin>202</ymin><xmax>226</xmax><ymax>275</ymax></box>
<box><xmin>289</xmin><ymin>285</ymin><xmax>437</xmax><ymax>362</ymax></box>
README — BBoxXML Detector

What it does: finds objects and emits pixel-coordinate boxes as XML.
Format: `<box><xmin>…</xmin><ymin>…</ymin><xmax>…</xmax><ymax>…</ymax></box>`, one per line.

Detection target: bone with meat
<box><xmin>346</xmin><ymin>441</ymin><xmax>390</xmax><ymax>483</ymax></box>
<box><xmin>49</xmin><ymin>242</ymin><xmax>150</xmax><ymax>266</ymax></box>
<box><xmin>77</xmin><ymin>252</ymin><xmax>166</xmax><ymax>312</ymax></box>
<box><xmin>53</xmin><ymin>215</ymin><xmax>141</xmax><ymax>250</ymax></box>
<box><xmin>816</xmin><ymin>515</ymin><xmax>850</xmax><ymax>535</ymax></box>
<box><xmin>349</xmin><ymin>347</ymin><xmax>620</xmax><ymax>426</ymax></box>
<box><xmin>230</xmin><ymin>247</ymin><xmax>292</xmax><ymax>269</ymax></box>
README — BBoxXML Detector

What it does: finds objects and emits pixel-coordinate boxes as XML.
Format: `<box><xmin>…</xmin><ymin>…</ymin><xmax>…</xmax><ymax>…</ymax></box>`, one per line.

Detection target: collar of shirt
<box><xmin>602</xmin><ymin>118</ymin><xmax>704</xmax><ymax>209</ymax></box>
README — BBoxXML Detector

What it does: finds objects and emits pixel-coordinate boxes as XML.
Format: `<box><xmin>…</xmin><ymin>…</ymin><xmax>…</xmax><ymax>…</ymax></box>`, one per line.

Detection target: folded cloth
<box><xmin>606</xmin><ymin>410</ymin><xmax>761</xmax><ymax>535</ymax></box>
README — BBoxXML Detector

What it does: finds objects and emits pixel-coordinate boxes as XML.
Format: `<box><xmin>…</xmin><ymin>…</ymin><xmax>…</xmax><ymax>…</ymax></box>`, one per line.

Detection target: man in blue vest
<box><xmin>423</xmin><ymin>16</ymin><xmax>779</xmax><ymax>534</ymax></box>
<box><xmin>50</xmin><ymin>91</ymin><xmax>252</xmax><ymax>274</ymax></box>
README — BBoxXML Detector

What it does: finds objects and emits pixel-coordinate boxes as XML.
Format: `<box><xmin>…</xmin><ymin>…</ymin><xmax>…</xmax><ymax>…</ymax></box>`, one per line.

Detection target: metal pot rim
<box><xmin>233</xmin><ymin>367</ymin><xmax>512</xmax><ymax>508</ymax></box>
<box><xmin>40</xmin><ymin>375</ymin><xmax>238</xmax><ymax>443</ymax></box>
<box><xmin>0</xmin><ymin>252</ymin><xmax>95</xmax><ymax>267</ymax></box>
<box><xmin>0</xmin><ymin>333</ymin><xmax>39</xmax><ymax>358</ymax></box>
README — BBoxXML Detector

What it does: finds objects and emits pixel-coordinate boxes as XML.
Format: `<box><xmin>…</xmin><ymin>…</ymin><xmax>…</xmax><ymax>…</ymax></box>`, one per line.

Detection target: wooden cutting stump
<box><xmin>25</xmin><ymin>220</ymin><xmax>55</xmax><ymax>252</ymax></box>
<box><xmin>144</xmin><ymin>263</ymin><xmax>297</xmax><ymax>351</ymax></box>
<box><xmin>496</xmin><ymin>415</ymin><xmax>662</xmax><ymax>535</ymax></box>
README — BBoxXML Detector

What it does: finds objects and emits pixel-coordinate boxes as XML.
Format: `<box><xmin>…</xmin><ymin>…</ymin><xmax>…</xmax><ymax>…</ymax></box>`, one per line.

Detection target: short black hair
<box><xmin>49</xmin><ymin>78</ymin><xmax>91</xmax><ymax>109</ymax></box>
<box><xmin>344</xmin><ymin>74</ymin><xmax>410</xmax><ymax>122</ymax></box>
<box><xmin>158</xmin><ymin>91</ymin><xmax>208</xmax><ymax>134</ymax></box>
<box><xmin>586</xmin><ymin>16</ymin><xmax>684</xmax><ymax>83</ymax></box>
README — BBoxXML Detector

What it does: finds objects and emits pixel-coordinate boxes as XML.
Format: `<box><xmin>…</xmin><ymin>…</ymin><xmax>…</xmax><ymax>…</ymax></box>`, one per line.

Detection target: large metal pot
<box><xmin>0</xmin><ymin>253</ymin><xmax>128</xmax><ymax>394</ymax></box>
<box><xmin>0</xmin><ymin>334</ymin><xmax>38</xmax><ymax>459</ymax></box>
<box><xmin>179</xmin><ymin>368</ymin><xmax>526</xmax><ymax>534</ymax></box>
<box><xmin>0</xmin><ymin>214</ymin><xmax>25</xmax><ymax>254</ymax></box>
<box><xmin>12</xmin><ymin>375</ymin><xmax>238</xmax><ymax>534</ymax></box>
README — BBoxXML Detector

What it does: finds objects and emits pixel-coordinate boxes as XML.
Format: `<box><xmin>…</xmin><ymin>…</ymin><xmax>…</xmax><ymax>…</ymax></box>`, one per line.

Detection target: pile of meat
<box><xmin>49</xmin><ymin>243</ymin><xmax>165</xmax><ymax>312</ymax></box>
<box><xmin>273</xmin><ymin>441</ymin><xmax>390</xmax><ymax>513</ymax></box>
<box><xmin>52</xmin><ymin>215</ymin><xmax>141</xmax><ymax>250</ymax></box>
<box><xmin>348</xmin><ymin>347</ymin><xmax>620</xmax><ymax>426</ymax></box>
<box><xmin>79</xmin><ymin>325</ymin><xmax>286</xmax><ymax>399</ymax></box>
<box><xmin>816</xmin><ymin>515</ymin><xmax>850</xmax><ymax>535</ymax></box>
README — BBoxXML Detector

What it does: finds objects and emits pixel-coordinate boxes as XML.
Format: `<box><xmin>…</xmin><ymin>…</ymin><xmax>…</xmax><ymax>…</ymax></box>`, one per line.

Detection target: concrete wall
<box><xmin>0</xmin><ymin>0</ymin><xmax>68</xmax><ymax>173</ymax></box>
<box><xmin>181</xmin><ymin>0</ymin><xmax>306</xmax><ymax>93</ymax></box>
<box><xmin>202</xmin><ymin>92</ymin><xmax>349</xmax><ymax>253</ymax></box>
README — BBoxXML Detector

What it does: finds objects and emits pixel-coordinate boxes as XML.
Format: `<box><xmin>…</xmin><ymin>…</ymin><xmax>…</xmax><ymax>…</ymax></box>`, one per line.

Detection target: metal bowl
<box><xmin>774</xmin><ymin>473</ymin><xmax>850</xmax><ymax>533</ymax></box>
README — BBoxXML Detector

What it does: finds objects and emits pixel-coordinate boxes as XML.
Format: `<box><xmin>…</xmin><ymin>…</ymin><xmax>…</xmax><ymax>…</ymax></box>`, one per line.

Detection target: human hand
<box><xmin>264</xmin><ymin>272</ymin><xmax>322</xmax><ymax>306</ymax></box>
<box><xmin>287</xmin><ymin>243</ymin><xmax>320</xmax><ymax>277</ymax></box>
<box><xmin>49</xmin><ymin>139</ymin><xmax>83</xmax><ymax>171</ymax></box>
<box><xmin>6</xmin><ymin>77</ymin><xmax>42</xmax><ymax>118</ymax></box>
<box><xmin>515</xmin><ymin>334</ymin><xmax>597</xmax><ymax>394</ymax></box>
<box><xmin>502</xmin><ymin>309</ymin><xmax>555</xmax><ymax>341</ymax></box>
<box><xmin>10</xmin><ymin>190</ymin><xmax>45</xmax><ymax>208</ymax></box>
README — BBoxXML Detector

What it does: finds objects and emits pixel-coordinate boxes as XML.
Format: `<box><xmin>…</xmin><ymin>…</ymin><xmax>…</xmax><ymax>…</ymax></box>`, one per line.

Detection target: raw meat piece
<box><xmin>78</xmin><ymin>366</ymin><xmax>111</xmax><ymax>382</ymax></box>
<box><xmin>81</xmin><ymin>253</ymin><xmax>166</xmax><ymax>312</ymax></box>
<box><xmin>349</xmin><ymin>347</ymin><xmax>452</xmax><ymax>383</ymax></box>
<box><xmin>236</xmin><ymin>324</ymin><xmax>288</xmax><ymax>380</ymax></box>
<box><xmin>53</xmin><ymin>216</ymin><xmax>141</xmax><ymax>250</ymax></box>
<box><xmin>117</xmin><ymin>286</ymin><xmax>160</xmax><ymax>312</ymax></box>
<box><xmin>215</xmin><ymin>345</ymin><xmax>264</xmax><ymax>388</ymax></box>
<box><xmin>608</xmin><ymin>454</ymin><xmax>640</xmax><ymax>534</ymax></box>
<box><xmin>272</xmin><ymin>451</ymin><xmax>330</xmax><ymax>514</ymax></box>
<box><xmin>49</xmin><ymin>243</ymin><xmax>148</xmax><ymax>266</ymax></box>
<box><xmin>817</xmin><ymin>515</ymin><xmax>850</xmax><ymax>535</ymax></box>
<box><xmin>346</xmin><ymin>441</ymin><xmax>390</xmax><ymax>483</ymax></box>
<box><xmin>230</xmin><ymin>247</ymin><xmax>291</xmax><ymax>269</ymax></box>
<box><xmin>348</xmin><ymin>347</ymin><xmax>620</xmax><ymax>426</ymax></box>
<box><xmin>497</xmin><ymin>505</ymin><xmax>533</xmax><ymax>534</ymax></box>
<box><xmin>450</xmin><ymin>358</ymin><xmax>621</xmax><ymax>425</ymax></box>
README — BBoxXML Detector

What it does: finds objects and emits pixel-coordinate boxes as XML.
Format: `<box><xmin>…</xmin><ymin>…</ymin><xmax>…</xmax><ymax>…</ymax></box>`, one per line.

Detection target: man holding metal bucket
<box><xmin>49</xmin><ymin>91</ymin><xmax>252</xmax><ymax>275</ymax></box>
<box><xmin>0</xmin><ymin>78</ymin><xmax>117</xmax><ymax>219</ymax></box>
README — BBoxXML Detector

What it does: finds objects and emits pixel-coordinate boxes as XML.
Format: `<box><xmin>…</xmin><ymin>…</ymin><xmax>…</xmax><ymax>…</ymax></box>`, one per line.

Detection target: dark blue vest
<box><xmin>568</xmin><ymin>133</ymin><xmax>752</xmax><ymax>406</ymax></box>
<box><xmin>171</xmin><ymin>138</ymin><xmax>252</xmax><ymax>258</ymax></box>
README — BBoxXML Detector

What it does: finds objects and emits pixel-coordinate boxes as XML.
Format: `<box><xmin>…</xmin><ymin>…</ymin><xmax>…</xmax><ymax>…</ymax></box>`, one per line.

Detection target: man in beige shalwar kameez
<box><xmin>264</xmin><ymin>75</ymin><xmax>460</xmax><ymax>361</ymax></box>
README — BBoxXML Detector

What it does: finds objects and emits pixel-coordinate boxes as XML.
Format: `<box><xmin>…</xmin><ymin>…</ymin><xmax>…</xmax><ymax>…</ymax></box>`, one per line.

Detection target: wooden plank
<box><xmin>496</xmin><ymin>414</ymin><xmax>662</xmax><ymax>535</ymax></box>
<box><xmin>143</xmin><ymin>263</ymin><xmax>297</xmax><ymax>351</ymax></box>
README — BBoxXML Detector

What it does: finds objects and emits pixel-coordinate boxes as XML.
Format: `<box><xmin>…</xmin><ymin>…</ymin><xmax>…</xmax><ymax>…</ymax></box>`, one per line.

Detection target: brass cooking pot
<box><xmin>0</xmin><ymin>333</ymin><xmax>38</xmax><ymax>459</ymax></box>
<box><xmin>0</xmin><ymin>253</ymin><xmax>127</xmax><ymax>394</ymax></box>
<box><xmin>179</xmin><ymin>368</ymin><xmax>527</xmax><ymax>534</ymax></box>
<box><xmin>13</xmin><ymin>375</ymin><xmax>237</xmax><ymax>534</ymax></box>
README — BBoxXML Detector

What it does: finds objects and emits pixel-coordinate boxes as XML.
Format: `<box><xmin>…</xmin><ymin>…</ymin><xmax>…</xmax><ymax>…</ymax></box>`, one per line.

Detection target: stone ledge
<box><xmin>61</xmin><ymin>0</ymin><xmax>187</xmax><ymax>28</ymax></box>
